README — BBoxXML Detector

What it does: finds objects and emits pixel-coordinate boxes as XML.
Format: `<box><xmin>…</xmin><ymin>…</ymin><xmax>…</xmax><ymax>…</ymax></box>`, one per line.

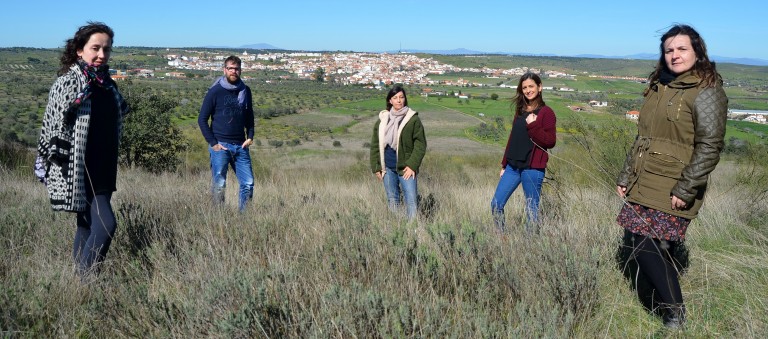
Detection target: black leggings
<box><xmin>73</xmin><ymin>192</ymin><xmax>116</xmax><ymax>275</ymax></box>
<box><xmin>618</xmin><ymin>230</ymin><xmax>685</xmax><ymax>314</ymax></box>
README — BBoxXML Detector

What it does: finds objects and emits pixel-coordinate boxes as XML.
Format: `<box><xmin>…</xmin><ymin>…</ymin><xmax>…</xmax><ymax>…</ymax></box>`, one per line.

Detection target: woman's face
<box><xmin>77</xmin><ymin>32</ymin><xmax>112</xmax><ymax>66</ymax></box>
<box><xmin>521</xmin><ymin>79</ymin><xmax>541</xmax><ymax>102</ymax></box>
<box><xmin>664</xmin><ymin>34</ymin><xmax>696</xmax><ymax>75</ymax></box>
<box><xmin>389</xmin><ymin>91</ymin><xmax>405</xmax><ymax>111</ymax></box>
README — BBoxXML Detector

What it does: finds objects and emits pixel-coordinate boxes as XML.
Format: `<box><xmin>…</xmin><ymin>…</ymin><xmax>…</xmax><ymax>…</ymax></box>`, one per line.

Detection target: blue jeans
<box><xmin>491</xmin><ymin>165</ymin><xmax>545</xmax><ymax>233</ymax></box>
<box><xmin>209</xmin><ymin>142</ymin><xmax>254</xmax><ymax>211</ymax></box>
<box><xmin>382</xmin><ymin>167</ymin><xmax>418</xmax><ymax>220</ymax></box>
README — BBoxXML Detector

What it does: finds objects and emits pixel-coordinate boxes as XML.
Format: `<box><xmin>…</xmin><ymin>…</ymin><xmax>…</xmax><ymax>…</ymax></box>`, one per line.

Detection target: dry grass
<box><xmin>1</xmin><ymin>136</ymin><xmax>766</xmax><ymax>337</ymax></box>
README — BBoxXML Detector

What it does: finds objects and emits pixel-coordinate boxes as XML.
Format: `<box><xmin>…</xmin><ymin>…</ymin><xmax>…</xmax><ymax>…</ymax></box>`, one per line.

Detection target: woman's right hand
<box><xmin>499</xmin><ymin>168</ymin><xmax>505</xmax><ymax>178</ymax></box>
<box><xmin>616</xmin><ymin>185</ymin><xmax>627</xmax><ymax>198</ymax></box>
<box><xmin>375</xmin><ymin>171</ymin><xmax>384</xmax><ymax>181</ymax></box>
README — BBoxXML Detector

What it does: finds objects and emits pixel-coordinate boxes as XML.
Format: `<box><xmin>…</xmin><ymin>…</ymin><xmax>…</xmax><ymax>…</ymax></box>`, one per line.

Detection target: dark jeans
<box><xmin>74</xmin><ymin>192</ymin><xmax>116</xmax><ymax>275</ymax></box>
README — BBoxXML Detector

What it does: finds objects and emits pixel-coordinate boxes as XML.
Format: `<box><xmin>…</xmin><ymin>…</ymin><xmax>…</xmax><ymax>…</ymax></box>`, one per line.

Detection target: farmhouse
<box><xmin>626</xmin><ymin>110</ymin><xmax>639</xmax><ymax>120</ymax></box>
<box><xmin>728</xmin><ymin>109</ymin><xmax>768</xmax><ymax>124</ymax></box>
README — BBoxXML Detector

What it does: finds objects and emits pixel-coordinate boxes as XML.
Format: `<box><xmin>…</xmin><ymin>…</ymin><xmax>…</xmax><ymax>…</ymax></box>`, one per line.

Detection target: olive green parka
<box><xmin>616</xmin><ymin>70</ymin><xmax>728</xmax><ymax>219</ymax></box>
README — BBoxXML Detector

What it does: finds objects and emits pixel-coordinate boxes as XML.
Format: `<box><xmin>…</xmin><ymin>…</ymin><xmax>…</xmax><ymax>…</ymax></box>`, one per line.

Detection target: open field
<box><xmin>2</xmin><ymin>127</ymin><xmax>767</xmax><ymax>336</ymax></box>
<box><xmin>3</xmin><ymin>48</ymin><xmax>768</xmax><ymax>336</ymax></box>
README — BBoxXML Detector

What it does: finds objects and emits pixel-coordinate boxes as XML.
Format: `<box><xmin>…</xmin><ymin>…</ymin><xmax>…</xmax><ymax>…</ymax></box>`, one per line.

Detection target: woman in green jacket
<box><xmin>616</xmin><ymin>24</ymin><xmax>728</xmax><ymax>329</ymax></box>
<box><xmin>370</xmin><ymin>85</ymin><xmax>427</xmax><ymax>220</ymax></box>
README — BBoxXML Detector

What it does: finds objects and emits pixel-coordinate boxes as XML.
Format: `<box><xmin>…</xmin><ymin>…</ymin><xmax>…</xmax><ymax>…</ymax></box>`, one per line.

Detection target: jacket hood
<box><xmin>653</xmin><ymin>70</ymin><xmax>700</xmax><ymax>90</ymax></box>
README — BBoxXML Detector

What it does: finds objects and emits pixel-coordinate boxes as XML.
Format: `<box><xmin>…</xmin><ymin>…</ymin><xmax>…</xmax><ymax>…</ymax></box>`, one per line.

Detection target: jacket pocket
<box><xmin>636</xmin><ymin>152</ymin><xmax>685</xmax><ymax>200</ymax></box>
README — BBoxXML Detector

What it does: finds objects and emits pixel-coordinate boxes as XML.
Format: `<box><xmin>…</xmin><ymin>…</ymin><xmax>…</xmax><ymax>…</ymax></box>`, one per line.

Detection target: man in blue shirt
<box><xmin>198</xmin><ymin>56</ymin><xmax>255</xmax><ymax>211</ymax></box>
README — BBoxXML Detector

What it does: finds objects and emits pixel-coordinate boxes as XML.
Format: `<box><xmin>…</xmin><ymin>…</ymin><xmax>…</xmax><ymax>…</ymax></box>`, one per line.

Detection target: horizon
<box><xmin>1</xmin><ymin>0</ymin><xmax>766</xmax><ymax>61</ymax></box>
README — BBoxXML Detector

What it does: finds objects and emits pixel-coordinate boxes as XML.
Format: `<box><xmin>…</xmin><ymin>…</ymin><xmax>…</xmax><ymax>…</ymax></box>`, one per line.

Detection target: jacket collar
<box><xmin>658</xmin><ymin>70</ymin><xmax>700</xmax><ymax>90</ymax></box>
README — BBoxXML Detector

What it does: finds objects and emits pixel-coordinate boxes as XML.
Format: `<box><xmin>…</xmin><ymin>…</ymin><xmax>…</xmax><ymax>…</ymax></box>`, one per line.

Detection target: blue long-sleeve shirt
<box><xmin>198</xmin><ymin>82</ymin><xmax>255</xmax><ymax>146</ymax></box>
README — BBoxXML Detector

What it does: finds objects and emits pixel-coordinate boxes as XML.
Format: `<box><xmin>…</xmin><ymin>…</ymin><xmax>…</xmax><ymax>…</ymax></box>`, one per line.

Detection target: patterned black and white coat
<box><xmin>36</xmin><ymin>64</ymin><xmax>129</xmax><ymax>212</ymax></box>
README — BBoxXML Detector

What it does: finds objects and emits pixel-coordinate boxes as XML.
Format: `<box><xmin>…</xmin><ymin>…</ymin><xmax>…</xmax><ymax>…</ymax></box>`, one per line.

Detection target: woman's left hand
<box><xmin>671</xmin><ymin>195</ymin><xmax>687</xmax><ymax>210</ymax></box>
<box><xmin>403</xmin><ymin>166</ymin><xmax>416</xmax><ymax>180</ymax></box>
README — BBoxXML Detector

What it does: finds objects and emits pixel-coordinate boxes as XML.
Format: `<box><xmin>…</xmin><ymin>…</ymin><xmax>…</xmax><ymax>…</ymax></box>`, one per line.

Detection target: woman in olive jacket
<box><xmin>615</xmin><ymin>24</ymin><xmax>727</xmax><ymax>329</ymax></box>
<box><xmin>370</xmin><ymin>85</ymin><xmax>427</xmax><ymax>220</ymax></box>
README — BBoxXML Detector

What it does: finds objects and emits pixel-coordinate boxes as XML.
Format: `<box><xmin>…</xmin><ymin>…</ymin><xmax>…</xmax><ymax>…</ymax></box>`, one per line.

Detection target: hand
<box><xmin>499</xmin><ymin>168</ymin><xmax>505</xmax><ymax>178</ymax></box>
<box><xmin>242</xmin><ymin>138</ymin><xmax>253</xmax><ymax>148</ymax></box>
<box><xmin>403</xmin><ymin>166</ymin><xmax>416</xmax><ymax>180</ymax></box>
<box><xmin>212</xmin><ymin>143</ymin><xmax>228</xmax><ymax>151</ymax></box>
<box><xmin>616</xmin><ymin>185</ymin><xmax>627</xmax><ymax>198</ymax></box>
<box><xmin>671</xmin><ymin>195</ymin><xmax>687</xmax><ymax>210</ymax></box>
<box><xmin>526</xmin><ymin>113</ymin><xmax>537</xmax><ymax>124</ymax></box>
<box><xmin>375</xmin><ymin>171</ymin><xmax>384</xmax><ymax>181</ymax></box>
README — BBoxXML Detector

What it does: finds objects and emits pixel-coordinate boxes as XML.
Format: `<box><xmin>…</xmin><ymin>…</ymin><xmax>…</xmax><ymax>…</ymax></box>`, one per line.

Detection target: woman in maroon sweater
<box><xmin>491</xmin><ymin>72</ymin><xmax>557</xmax><ymax>233</ymax></box>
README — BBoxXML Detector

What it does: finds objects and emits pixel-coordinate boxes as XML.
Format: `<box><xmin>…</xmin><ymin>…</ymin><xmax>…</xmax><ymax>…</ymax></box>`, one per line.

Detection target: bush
<box><xmin>333</xmin><ymin>140</ymin><xmax>342</xmax><ymax>147</ymax></box>
<box><xmin>120</xmin><ymin>86</ymin><xmax>189</xmax><ymax>173</ymax></box>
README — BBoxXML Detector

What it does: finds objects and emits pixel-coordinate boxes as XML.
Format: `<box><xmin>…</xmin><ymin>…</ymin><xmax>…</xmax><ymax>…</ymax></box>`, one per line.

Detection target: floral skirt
<box><xmin>616</xmin><ymin>202</ymin><xmax>691</xmax><ymax>241</ymax></box>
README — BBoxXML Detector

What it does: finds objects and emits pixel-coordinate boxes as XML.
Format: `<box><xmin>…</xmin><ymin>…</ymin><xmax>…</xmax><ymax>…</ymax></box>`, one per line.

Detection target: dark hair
<box><xmin>385</xmin><ymin>84</ymin><xmax>408</xmax><ymax>110</ymax></box>
<box><xmin>512</xmin><ymin>72</ymin><xmax>545</xmax><ymax>116</ymax></box>
<box><xmin>224</xmin><ymin>55</ymin><xmax>242</xmax><ymax>67</ymax></box>
<box><xmin>646</xmin><ymin>24</ymin><xmax>719</xmax><ymax>95</ymax></box>
<box><xmin>59</xmin><ymin>21</ymin><xmax>114</xmax><ymax>75</ymax></box>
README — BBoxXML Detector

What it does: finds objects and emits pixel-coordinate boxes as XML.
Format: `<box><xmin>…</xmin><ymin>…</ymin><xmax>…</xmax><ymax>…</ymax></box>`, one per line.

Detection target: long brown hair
<box><xmin>58</xmin><ymin>22</ymin><xmax>114</xmax><ymax>75</ymax></box>
<box><xmin>512</xmin><ymin>72</ymin><xmax>545</xmax><ymax>117</ymax></box>
<box><xmin>645</xmin><ymin>24</ymin><xmax>719</xmax><ymax>95</ymax></box>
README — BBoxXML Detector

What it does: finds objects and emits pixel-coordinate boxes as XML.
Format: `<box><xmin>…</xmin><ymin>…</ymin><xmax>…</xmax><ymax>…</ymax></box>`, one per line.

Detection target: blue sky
<box><xmin>1</xmin><ymin>0</ymin><xmax>766</xmax><ymax>60</ymax></box>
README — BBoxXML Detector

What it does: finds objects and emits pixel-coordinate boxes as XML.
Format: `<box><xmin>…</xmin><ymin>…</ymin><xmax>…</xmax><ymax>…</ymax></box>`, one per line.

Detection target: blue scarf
<box><xmin>212</xmin><ymin>76</ymin><xmax>247</xmax><ymax>106</ymax></box>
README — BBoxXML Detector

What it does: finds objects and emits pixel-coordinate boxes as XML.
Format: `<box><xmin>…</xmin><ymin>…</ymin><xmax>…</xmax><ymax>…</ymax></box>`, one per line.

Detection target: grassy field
<box><xmin>2</xmin><ymin>48</ymin><xmax>768</xmax><ymax>336</ymax></box>
<box><xmin>2</xmin><ymin>98</ymin><xmax>768</xmax><ymax>337</ymax></box>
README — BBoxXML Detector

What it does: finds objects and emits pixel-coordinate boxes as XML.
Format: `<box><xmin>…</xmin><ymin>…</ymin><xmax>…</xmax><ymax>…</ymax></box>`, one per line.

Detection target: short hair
<box><xmin>59</xmin><ymin>21</ymin><xmax>114</xmax><ymax>75</ymax></box>
<box><xmin>224</xmin><ymin>55</ymin><xmax>242</xmax><ymax>67</ymax></box>
<box><xmin>385</xmin><ymin>84</ymin><xmax>408</xmax><ymax>110</ymax></box>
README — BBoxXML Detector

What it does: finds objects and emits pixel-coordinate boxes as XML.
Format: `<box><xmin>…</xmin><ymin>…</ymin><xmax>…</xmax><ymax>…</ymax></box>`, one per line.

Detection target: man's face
<box><xmin>223</xmin><ymin>61</ymin><xmax>241</xmax><ymax>83</ymax></box>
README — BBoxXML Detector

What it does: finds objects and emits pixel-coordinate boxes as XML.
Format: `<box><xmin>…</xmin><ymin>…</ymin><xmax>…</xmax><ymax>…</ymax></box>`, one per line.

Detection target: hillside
<box><xmin>2</xmin><ymin>106</ymin><xmax>767</xmax><ymax>336</ymax></box>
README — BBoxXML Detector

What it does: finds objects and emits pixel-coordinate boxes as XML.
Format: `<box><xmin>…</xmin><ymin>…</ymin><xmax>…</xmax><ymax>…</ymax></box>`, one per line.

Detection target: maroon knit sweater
<box><xmin>500</xmin><ymin>106</ymin><xmax>557</xmax><ymax>169</ymax></box>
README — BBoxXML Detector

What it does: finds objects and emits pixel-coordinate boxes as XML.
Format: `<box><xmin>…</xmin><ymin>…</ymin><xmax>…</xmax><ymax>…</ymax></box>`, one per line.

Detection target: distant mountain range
<box><xmin>208</xmin><ymin>44</ymin><xmax>768</xmax><ymax>67</ymax></box>
<box><xmin>396</xmin><ymin>48</ymin><xmax>768</xmax><ymax>67</ymax></box>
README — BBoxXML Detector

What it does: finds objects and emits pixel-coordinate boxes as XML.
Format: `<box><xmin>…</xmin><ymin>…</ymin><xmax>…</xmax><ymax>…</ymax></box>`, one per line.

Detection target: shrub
<box><xmin>120</xmin><ymin>86</ymin><xmax>189</xmax><ymax>173</ymax></box>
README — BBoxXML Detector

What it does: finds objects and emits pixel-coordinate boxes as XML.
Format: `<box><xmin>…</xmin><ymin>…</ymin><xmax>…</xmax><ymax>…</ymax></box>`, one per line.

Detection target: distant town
<box><xmin>110</xmin><ymin>49</ymin><xmax>768</xmax><ymax>124</ymax></box>
<box><xmin>157</xmin><ymin>50</ymin><xmax>576</xmax><ymax>87</ymax></box>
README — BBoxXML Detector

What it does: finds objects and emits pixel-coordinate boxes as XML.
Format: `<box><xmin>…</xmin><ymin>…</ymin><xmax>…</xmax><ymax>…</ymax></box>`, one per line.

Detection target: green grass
<box><xmin>726</xmin><ymin>120</ymin><xmax>768</xmax><ymax>143</ymax></box>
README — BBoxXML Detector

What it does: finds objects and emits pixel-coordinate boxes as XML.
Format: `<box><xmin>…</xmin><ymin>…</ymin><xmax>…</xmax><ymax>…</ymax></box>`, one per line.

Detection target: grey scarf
<box><xmin>385</xmin><ymin>106</ymin><xmax>409</xmax><ymax>149</ymax></box>
<box><xmin>212</xmin><ymin>76</ymin><xmax>247</xmax><ymax>106</ymax></box>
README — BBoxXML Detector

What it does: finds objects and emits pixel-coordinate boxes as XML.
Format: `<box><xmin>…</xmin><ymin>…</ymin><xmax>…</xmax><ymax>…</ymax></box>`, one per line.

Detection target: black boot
<box><xmin>662</xmin><ymin>304</ymin><xmax>686</xmax><ymax>329</ymax></box>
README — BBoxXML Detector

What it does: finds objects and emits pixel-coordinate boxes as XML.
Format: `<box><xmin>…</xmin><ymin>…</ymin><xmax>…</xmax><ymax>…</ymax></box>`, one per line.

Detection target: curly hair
<box><xmin>645</xmin><ymin>24</ymin><xmax>720</xmax><ymax>95</ymax></box>
<box><xmin>58</xmin><ymin>22</ymin><xmax>114</xmax><ymax>75</ymax></box>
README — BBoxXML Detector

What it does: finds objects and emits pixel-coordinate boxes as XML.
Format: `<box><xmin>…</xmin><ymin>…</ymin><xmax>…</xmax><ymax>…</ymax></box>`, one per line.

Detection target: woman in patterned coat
<box><xmin>36</xmin><ymin>22</ymin><xmax>129</xmax><ymax>277</ymax></box>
